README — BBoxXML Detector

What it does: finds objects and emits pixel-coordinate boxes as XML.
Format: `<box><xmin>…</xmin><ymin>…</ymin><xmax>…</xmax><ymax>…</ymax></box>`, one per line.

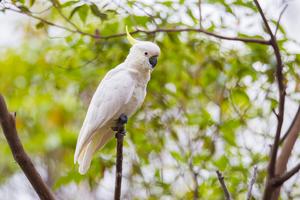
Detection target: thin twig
<box><xmin>275</xmin><ymin>4</ymin><xmax>288</xmax><ymax>37</ymax></box>
<box><xmin>198</xmin><ymin>0</ymin><xmax>203</xmax><ymax>29</ymax></box>
<box><xmin>193</xmin><ymin>171</ymin><xmax>199</xmax><ymax>200</ymax></box>
<box><xmin>6</xmin><ymin>7</ymin><xmax>78</xmax><ymax>34</ymax></box>
<box><xmin>0</xmin><ymin>95</ymin><xmax>55</xmax><ymax>200</ymax></box>
<box><xmin>50</xmin><ymin>0</ymin><xmax>81</xmax><ymax>31</ymax></box>
<box><xmin>272</xmin><ymin>108</ymin><xmax>279</xmax><ymax>119</ymax></box>
<box><xmin>216</xmin><ymin>170</ymin><xmax>232</xmax><ymax>200</ymax></box>
<box><xmin>4</xmin><ymin>5</ymin><xmax>270</xmax><ymax>45</ymax></box>
<box><xmin>246</xmin><ymin>166</ymin><xmax>258</xmax><ymax>200</ymax></box>
<box><xmin>133</xmin><ymin>2</ymin><xmax>158</xmax><ymax>26</ymax></box>
<box><xmin>189</xmin><ymin>159</ymin><xmax>199</xmax><ymax>200</ymax></box>
<box><xmin>113</xmin><ymin>114</ymin><xmax>127</xmax><ymax>200</ymax></box>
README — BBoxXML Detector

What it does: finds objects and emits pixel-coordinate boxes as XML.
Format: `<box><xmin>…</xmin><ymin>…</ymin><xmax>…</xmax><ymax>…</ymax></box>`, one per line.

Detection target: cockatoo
<box><xmin>74</xmin><ymin>27</ymin><xmax>160</xmax><ymax>174</ymax></box>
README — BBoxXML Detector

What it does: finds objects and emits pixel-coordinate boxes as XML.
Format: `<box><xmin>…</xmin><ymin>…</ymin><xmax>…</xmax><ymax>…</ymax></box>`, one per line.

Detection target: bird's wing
<box><xmin>74</xmin><ymin>69</ymin><xmax>135</xmax><ymax>163</ymax></box>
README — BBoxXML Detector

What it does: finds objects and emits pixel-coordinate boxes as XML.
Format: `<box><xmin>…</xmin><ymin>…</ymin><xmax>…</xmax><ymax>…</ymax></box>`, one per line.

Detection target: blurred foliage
<box><xmin>0</xmin><ymin>0</ymin><xmax>300</xmax><ymax>199</ymax></box>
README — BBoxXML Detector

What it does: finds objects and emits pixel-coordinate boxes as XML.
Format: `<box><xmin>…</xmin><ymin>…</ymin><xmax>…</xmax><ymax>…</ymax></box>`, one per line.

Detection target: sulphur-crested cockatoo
<box><xmin>74</xmin><ymin>27</ymin><xmax>160</xmax><ymax>174</ymax></box>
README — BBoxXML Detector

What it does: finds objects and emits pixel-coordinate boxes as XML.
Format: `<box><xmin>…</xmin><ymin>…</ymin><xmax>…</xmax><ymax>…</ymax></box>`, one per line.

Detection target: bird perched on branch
<box><xmin>74</xmin><ymin>27</ymin><xmax>160</xmax><ymax>174</ymax></box>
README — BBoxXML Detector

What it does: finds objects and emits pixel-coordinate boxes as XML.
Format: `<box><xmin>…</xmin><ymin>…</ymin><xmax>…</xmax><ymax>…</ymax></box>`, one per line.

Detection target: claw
<box><xmin>112</xmin><ymin>114</ymin><xmax>128</xmax><ymax>135</ymax></box>
<box><xmin>119</xmin><ymin>113</ymin><xmax>128</xmax><ymax>124</ymax></box>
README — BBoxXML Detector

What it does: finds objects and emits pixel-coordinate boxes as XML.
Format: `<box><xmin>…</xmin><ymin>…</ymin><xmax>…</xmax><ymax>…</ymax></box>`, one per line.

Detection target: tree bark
<box><xmin>273</xmin><ymin>106</ymin><xmax>300</xmax><ymax>199</ymax></box>
<box><xmin>0</xmin><ymin>95</ymin><xmax>55</xmax><ymax>200</ymax></box>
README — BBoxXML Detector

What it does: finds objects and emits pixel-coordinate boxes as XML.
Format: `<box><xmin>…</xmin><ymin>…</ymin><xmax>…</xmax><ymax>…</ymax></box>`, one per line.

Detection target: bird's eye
<box><xmin>144</xmin><ymin>52</ymin><xmax>148</xmax><ymax>56</ymax></box>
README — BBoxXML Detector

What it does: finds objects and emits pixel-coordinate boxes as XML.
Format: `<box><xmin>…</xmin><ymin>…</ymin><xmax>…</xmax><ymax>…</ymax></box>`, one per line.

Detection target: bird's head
<box><xmin>125</xmin><ymin>27</ymin><xmax>160</xmax><ymax>71</ymax></box>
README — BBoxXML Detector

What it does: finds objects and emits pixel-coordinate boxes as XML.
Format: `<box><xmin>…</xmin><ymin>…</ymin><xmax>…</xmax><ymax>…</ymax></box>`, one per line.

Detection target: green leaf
<box><xmin>69</xmin><ymin>6</ymin><xmax>80</xmax><ymax>19</ymax></box>
<box><xmin>17</xmin><ymin>5</ymin><xmax>30</xmax><ymax>12</ymax></box>
<box><xmin>90</xmin><ymin>3</ymin><xmax>107</xmax><ymax>20</ymax></box>
<box><xmin>213</xmin><ymin>155</ymin><xmax>229</xmax><ymax>171</ymax></box>
<box><xmin>231</xmin><ymin>89</ymin><xmax>250</xmax><ymax>110</ymax></box>
<box><xmin>78</xmin><ymin>4</ymin><xmax>89</xmax><ymax>23</ymax></box>
<box><xmin>220</xmin><ymin>119</ymin><xmax>240</xmax><ymax>146</ymax></box>
<box><xmin>78</xmin><ymin>5</ymin><xmax>89</xmax><ymax>23</ymax></box>
<box><xmin>35</xmin><ymin>21</ymin><xmax>44</xmax><ymax>29</ymax></box>
<box><xmin>61</xmin><ymin>0</ymin><xmax>79</xmax><ymax>8</ymax></box>
<box><xmin>171</xmin><ymin>151</ymin><xmax>184</xmax><ymax>162</ymax></box>
<box><xmin>269</xmin><ymin>97</ymin><xmax>278</xmax><ymax>109</ymax></box>
<box><xmin>29</xmin><ymin>0</ymin><xmax>35</xmax><ymax>7</ymax></box>
<box><xmin>69</xmin><ymin>4</ymin><xmax>89</xmax><ymax>23</ymax></box>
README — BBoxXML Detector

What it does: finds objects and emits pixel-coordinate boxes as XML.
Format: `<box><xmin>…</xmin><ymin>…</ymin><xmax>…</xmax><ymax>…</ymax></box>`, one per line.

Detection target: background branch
<box><xmin>198</xmin><ymin>0</ymin><xmax>203</xmax><ymax>29</ymax></box>
<box><xmin>273</xmin><ymin>163</ymin><xmax>300</xmax><ymax>187</ymax></box>
<box><xmin>3</xmin><ymin>5</ymin><xmax>270</xmax><ymax>45</ymax></box>
<box><xmin>0</xmin><ymin>95</ymin><xmax>55</xmax><ymax>200</ymax></box>
<box><xmin>246</xmin><ymin>166</ymin><xmax>258</xmax><ymax>200</ymax></box>
<box><xmin>216</xmin><ymin>170</ymin><xmax>232</xmax><ymax>200</ymax></box>
<box><xmin>253</xmin><ymin>0</ymin><xmax>287</xmax><ymax>199</ymax></box>
<box><xmin>275</xmin><ymin>4</ymin><xmax>288</xmax><ymax>37</ymax></box>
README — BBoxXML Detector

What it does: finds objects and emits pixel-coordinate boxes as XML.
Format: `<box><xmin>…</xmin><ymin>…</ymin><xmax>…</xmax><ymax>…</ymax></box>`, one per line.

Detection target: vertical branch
<box><xmin>253</xmin><ymin>1</ymin><xmax>289</xmax><ymax>199</ymax></box>
<box><xmin>0</xmin><ymin>95</ymin><xmax>55</xmax><ymax>200</ymax></box>
<box><xmin>189</xmin><ymin>159</ymin><xmax>199</xmax><ymax>200</ymax></box>
<box><xmin>113</xmin><ymin>114</ymin><xmax>127</xmax><ymax>200</ymax></box>
<box><xmin>246</xmin><ymin>166</ymin><xmax>258</xmax><ymax>200</ymax></box>
<box><xmin>198</xmin><ymin>0</ymin><xmax>203</xmax><ymax>29</ymax></box>
<box><xmin>192</xmin><ymin>170</ymin><xmax>199</xmax><ymax>200</ymax></box>
<box><xmin>274</xmin><ymin>5</ymin><xmax>288</xmax><ymax>37</ymax></box>
<box><xmin>216</xmin><ymin>170</ymin><xmax>232</xmax><ymax>200</ymax></box>
<box><xmin>253</xmin><ymin>0</ymin><xmax>285</xmax><ymax>178</ymax></box>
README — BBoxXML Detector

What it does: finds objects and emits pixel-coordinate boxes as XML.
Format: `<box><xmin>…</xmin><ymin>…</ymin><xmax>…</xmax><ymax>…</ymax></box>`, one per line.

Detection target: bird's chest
<box><xmin>123</xmin><ymin>85</ymin><xmax>146</xmax><ymax>116</ymax></box>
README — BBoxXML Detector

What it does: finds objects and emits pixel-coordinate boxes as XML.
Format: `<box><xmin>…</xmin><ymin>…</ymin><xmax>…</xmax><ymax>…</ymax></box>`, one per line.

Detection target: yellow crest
<box><xmin>126</xmin><ymin>26</ymin><xmax>138</xmax><ymax>45</ymax></box>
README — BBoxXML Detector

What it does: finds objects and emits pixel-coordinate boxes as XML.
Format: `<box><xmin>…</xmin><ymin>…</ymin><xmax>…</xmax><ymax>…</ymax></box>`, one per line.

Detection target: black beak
<box><xmin>149</xmin><ymin>56</ymin><xmax>158</xmax><ymax>68</ymax></box>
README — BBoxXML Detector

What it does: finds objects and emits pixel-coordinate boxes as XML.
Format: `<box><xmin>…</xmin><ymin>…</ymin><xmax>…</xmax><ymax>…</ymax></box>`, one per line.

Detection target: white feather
<box><xmin>74</xmin><ymin>40</ymin><xmax>160</xmax><ymax>174</ymax></box>
<box><xmin>74</xmin><ymin>66</ymin><xmax>135</xmax><ymax>166</ymax></box>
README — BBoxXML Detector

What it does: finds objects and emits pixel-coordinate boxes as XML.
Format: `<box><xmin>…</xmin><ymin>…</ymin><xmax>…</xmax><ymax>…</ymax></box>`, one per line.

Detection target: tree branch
<box><xmin>188</xmin><ymin>160</ymin><xmax>199</xmax><ymax>200</ymax></box>
<box><xmin>113</xmin><ymin>114</ymin><xmax>127</xmax><ymax>200</ymax></box>
<box><xmin>274</xmin><ymin>4</ymin><xmax>288</xmax><ymax>37</ymax></box>
<box><xmin>279</xmin><ymin>105</ymin><xmax>300</xmax><ymax>144</ymax></box>
<box><xmin>253</xmin><ymin>0</ymin><xmax>287</xmax><ymax>199</ymax></box>
<box><xmin>246</xmin><ymin>166</ymin><xmax>258</xmax><ymax>200</ymax></box>
<box><xmin>198</xmin><ymin>0</ymin><xmax>203</xmax><ymax>29</ymax></box>
<box><xmin>272</xmin><ymin>162</ymin><xmax>300</xmax><ymax>187</ymax></box>
<box><xmin>0</xmin><ymin>95</ymin><xmax>55</xmax><ymax>200</ymax></box>
<box><xmin>4</xmin><ymin>5</ymin><xmax>270</xmax><ymax>45</ymax></box>
<box><xmin>216</xmin><ymin>170</ymin><xmax>232</xmax><ymax>200</ymax></box>
<box><xmin>50</xmin><ymin>0</ymin><xmax>81</xmax><ymax>32</ymax></box>
<box><xmin>272</xmin><ymin>105</ymin><xmax>300</xmax><ymax>199</ymax></box>
<box><xmin>254</xmin><ymin>0</ymin><xmax>286</xmax><ymax>178</ymax></box>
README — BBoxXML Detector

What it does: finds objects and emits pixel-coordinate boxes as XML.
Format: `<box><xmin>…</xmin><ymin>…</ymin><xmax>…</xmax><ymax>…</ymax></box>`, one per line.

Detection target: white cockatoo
<box><xmin>74</xmin><ymin>27</ymin><xmax>160</xmax><ymax>174</ymax></box>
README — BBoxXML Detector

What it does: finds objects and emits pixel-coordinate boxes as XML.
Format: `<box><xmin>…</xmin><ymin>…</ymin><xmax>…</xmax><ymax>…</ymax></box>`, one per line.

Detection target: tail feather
<box><xmin>74</xmin><ymin>125</ymin><xmax>89</xmax><ymax>164</ymax></box>
<box><xmin>78</xmin><ymin>142</ymin><xmax>95</xmax><ymax>174</ymax></box>
<box><xmin>77</xmin><ymin>129</ymin><xmax>113</xmax><ymax>174</ymax></box>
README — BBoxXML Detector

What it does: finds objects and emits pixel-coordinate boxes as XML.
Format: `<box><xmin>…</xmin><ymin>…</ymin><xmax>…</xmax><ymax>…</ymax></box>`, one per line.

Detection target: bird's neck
<box><xmin>122</xmin><ymin>63</ymin><xmax>151</xmax><ymax>87</ymax></box>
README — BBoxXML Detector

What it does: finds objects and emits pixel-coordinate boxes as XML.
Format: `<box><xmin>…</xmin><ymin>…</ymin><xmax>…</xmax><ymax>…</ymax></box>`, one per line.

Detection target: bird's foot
<box><xmin>112</xmin><ymin>114</ymin><xmax>127</xmax><ymax>137</ymax></box>
<box><xmin>118</xmin><ymin>113</ymin><xmax>128</xmax><ymax>125</ymax></box>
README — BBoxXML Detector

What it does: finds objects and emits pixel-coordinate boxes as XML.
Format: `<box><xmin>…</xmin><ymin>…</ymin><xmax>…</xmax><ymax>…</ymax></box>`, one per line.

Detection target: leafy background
<box><xmin>0</xmin><ymin>0</ymin><xmax>300</xmax><ymax>199</ymax></box>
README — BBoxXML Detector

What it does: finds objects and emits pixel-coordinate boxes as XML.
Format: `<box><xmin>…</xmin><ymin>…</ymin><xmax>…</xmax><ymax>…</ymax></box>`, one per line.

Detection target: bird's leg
<box><xmin>112</xmin><ymin>113</ymin><xmax>128</xmax><ymax>137</ymax></box>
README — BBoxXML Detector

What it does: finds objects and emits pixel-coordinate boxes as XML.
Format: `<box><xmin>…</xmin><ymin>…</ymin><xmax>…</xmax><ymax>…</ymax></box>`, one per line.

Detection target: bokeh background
<box><xmin>0</xmin><ymin>0</ymin><xmax>300</xmax><ymax>199</ymax></box>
